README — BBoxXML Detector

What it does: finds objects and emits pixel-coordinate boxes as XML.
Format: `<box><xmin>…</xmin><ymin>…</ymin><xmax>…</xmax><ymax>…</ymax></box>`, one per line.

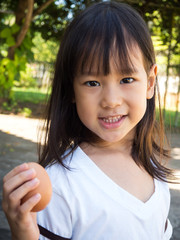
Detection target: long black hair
<box><xmin>39</xmin><ymin>1</ymin><xmax>175</xmax><ymax>182</ymax></box>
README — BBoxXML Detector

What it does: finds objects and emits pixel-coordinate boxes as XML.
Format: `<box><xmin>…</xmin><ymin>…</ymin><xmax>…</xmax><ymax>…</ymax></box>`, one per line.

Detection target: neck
<box><xmin>83</xmin><ymin>128</ymin><xmax>136</xmax><ymax>154</ymax></box>
<box><xmin>81</xmin><ymin>138</ymin><xmax>134</xmax><ymax>157</ymax></box>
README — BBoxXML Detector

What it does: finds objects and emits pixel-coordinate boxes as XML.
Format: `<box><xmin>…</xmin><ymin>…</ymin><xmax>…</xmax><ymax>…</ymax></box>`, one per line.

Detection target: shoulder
<box><xmin>154</xmin><ymin>178</ymin><xmax>171</xmax><ymax>217</ymax></box>
<box><xmin>45</xmin><ymin>161</ymin><xmax>70</xmax><ymax>198</ymax></box>
<box><xmin>156</xmin><ymin>178</ymin><xmax>171</xmax><ymax>199</ymax></box>
<box><xmin>37</xmin><ymin>150</ymin><xmax>80</xmax><ymax>239</ymax></box>
<box><xmin>44</xmin><ymin>147</ymin><xmax>83</xmax><ymax>195</ymax></box>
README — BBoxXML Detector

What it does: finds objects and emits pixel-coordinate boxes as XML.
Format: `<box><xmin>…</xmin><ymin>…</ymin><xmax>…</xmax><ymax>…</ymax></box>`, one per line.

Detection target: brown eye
<box><xmin>120</xmin><ymin>78</ymin><xmax>134</xmax><ymax>84</ymax></box>
<box><xmin>85</xmin><ymin>81</ymin><xmax>100</xmax><ymax>87</ymax></box>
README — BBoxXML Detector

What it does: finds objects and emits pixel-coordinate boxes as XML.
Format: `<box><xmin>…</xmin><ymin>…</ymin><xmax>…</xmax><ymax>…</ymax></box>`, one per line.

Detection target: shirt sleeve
<box><xmin>37</xmin><ymin>189</ymin><xmax>72</xmax><ymax>240</ymax></box>
<box><xmin>37</xmin><ymin>161</ymin><xmax>73</xmax><ymax>240</ymax></box>
<box><xmin>163</xmin><ymin>219</ymin><xmax>173</xmax><ymax>240</ymax></box>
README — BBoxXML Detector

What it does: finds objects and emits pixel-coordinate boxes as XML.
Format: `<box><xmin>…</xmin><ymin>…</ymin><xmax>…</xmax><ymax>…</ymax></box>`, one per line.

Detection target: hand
<box><xmin>2</xmin><ymin>163</ymin><xmax>41</xmax><ymax>240</ymax></box>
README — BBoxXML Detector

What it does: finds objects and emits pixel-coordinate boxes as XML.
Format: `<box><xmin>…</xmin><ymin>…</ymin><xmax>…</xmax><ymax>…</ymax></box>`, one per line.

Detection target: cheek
<box><xmin>75</xmin><ymin>96</ymin><xmax>91</xmax><ymax>121</ymax></box>
<box><xmin>128</xmin><ymin>90</ymin><xmax>147</xmax><ymax>117</ymax></box>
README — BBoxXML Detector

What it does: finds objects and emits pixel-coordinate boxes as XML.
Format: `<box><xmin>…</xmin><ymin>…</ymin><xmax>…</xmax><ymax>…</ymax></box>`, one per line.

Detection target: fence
<box><xmin>29</xmin><ymin>61</ymin><xmax>54</xmax><ymax>88</ymax></box>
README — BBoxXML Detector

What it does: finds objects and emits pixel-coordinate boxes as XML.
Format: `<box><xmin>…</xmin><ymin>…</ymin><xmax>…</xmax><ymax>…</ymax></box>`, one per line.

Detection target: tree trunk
<box><xmin>15</xmin><ymin>0</ymin><xmax>28</xmax><ymax>25</ymax></box>
<box><xmin>7</xmin><ymin>0</ymin><xmax>55</xmax><ymax>60</ymax></box>
<box><xmin>175</xmin><ymin>75</ymin><xmax>180</xmax><ymax>127</ymax></box>
<box><xmin>163</xmin><ymin>12</ymin><xmax>174</xmax><ymax>119</ymax></box>
<box><xmin>8</xmin><ymin>0</ymin><xmax>34</xmax><ymax>60</ymax></box>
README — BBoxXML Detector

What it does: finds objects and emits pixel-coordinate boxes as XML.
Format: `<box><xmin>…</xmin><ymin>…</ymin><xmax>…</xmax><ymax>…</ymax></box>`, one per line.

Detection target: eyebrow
<box><xmin>80</xmin><ymin>72</ymin><xmax>99</xmax><ymax>77</ymax></box>
<box><xmin>78</xmin><ymin>67</ymin><xmax>139</xmax><ymax>77</ymax></box>
<box><xmin>121</xmin><ymin>67</ymin><xmax>139</xmax><ymax>75</ymax></box>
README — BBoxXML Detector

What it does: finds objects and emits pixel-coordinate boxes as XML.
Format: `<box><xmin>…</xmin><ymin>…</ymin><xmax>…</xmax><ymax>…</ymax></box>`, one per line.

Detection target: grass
<box><xmin>156</xmin><ymin>108</ymin><xmax>180</xmax><ymax>129</ymax></box>
<box><xmin>12</xmin><ymin>87</ymin><xmax>50</xmax><ymax>104</ymax></box>
<box><xmin>162</xmin><ymin>109</ymin><xmax>180</xmax><ymax>130</ymax></box>
<box><xmin>0</xmin><ymin>87</ymin><xmax>50</xmax><ymax>118</ymax></box>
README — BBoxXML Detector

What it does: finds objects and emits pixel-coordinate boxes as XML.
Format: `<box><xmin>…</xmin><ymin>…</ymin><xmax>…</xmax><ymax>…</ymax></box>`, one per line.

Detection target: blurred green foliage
<box><xmin>0</xmin><ymin>0</ymin><xmax>179</xmax><ymax>101</ymax></box>
<box><xmin>32</xmin><ymin>32</ymin><xmax>59</xmax><ymax>63</ymax></box>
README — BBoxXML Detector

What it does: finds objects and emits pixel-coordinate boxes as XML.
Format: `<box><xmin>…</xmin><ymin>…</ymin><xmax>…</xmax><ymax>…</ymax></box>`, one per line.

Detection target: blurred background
<box><xmin>0</xmin><ymin>0</ymin><xmax>179</xmax><ymax>124</ymax></box>
<box><xmin>0</xmin><ymin>0</ymin><xmax>179</xmax><ymax>239</ymax></box>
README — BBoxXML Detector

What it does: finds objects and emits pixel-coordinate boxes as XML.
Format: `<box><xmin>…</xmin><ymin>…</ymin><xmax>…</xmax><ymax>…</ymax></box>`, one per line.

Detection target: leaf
<box><xmin>0</xmin><ymin>74</ymin><xmax>6</xmax><ymax>86</ymax></box>
<box><xmin>6</xmin><ymin>36</ymin><xmax>16</xmax><ymax>47</ymax></box>
<box><xmin>1</xmin><ymin>58</ymin><xmax>10</xmax><ymax>66</ymax></box>
<box><xmin>22</xmin><ymin>36</ymin><xmax>33</xmax><ymax>49</ymax></box>
<box><xmin>0</xmin><ymin>28</ymin><xmax>11</xmax><ymax>38</ymax></box>
<box><xmin>7</xmin><ymin>61</ymin><xmax>16</xmax><ymax>73</ymax></box>
<box><xmin>11</xmin><ymin>24</ymin><xmax>20</xmax><ymax>34</ymax></box>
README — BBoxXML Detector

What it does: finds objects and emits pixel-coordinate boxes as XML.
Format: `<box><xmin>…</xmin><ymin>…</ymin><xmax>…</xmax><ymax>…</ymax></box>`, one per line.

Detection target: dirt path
<box><xmin>0</xmin><ymin>114</ymin><xmax>179</xmax><ymax>240</ymax></box>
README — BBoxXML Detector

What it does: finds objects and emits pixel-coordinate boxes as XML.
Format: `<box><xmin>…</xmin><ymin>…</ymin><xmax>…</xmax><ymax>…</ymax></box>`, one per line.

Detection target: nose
<box><xmin>101</xmin><ymin>84</ymin><xmax>123</xmax><ymax>109</ymax></box>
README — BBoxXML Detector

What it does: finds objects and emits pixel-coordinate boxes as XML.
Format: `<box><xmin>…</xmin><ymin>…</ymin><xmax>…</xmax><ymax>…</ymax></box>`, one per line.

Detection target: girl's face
<box><xmin>73</xmin><ymin>46</ymin><xmax>156</xmax><ymax>148</ymax></box>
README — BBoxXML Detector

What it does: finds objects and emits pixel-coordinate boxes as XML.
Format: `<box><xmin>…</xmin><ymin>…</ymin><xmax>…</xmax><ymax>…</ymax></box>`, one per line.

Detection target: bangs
<box><xmin>78</xmin><ymin>32</ymin><xmax>137</xmax><ymax>76</ymax></box>
<box><xmin>63</xmin><ymin>1</ymin><xmax>154</xmax><ymax>79</ymax></box>
<box><xmin>71</xmin><ymin>4</ymin><xmax>141</xmax><ymax>77</ymax></box>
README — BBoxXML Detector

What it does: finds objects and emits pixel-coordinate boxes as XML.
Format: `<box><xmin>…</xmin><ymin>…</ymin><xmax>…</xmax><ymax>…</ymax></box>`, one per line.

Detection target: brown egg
<box><xmin>21</xmin><ymin>162</ymin><xmax>52</xmax><ymax>212</ymax></box>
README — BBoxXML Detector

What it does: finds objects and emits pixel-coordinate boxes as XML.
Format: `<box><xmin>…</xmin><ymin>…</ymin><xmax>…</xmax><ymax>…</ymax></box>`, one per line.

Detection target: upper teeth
<box><xmin>103</xmin><ymin>116</ymin><xmax>122</xmax><ymax>123</ymax></box>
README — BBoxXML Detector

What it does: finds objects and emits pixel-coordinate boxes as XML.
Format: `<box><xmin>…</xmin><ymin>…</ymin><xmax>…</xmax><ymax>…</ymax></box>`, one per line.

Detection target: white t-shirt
<box><xmin>37</xmin><ymin>146</ymin><xmax>173</xmax><ymax>240</ymax></box>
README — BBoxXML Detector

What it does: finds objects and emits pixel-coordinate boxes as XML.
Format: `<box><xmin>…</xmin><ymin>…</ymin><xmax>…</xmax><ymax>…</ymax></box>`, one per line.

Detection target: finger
<box><xmin>3</xmin><ymin>168</ymin><xmax>37</xmax><ymax>201</ymax></box>
<box><xmin>31</xmin><ymin>212</ymin><xmax>37</xmax><ymax>224</ymax></box>
<box><xmin>7</xmin><ymin>178</ymin><xmax>40</xmax><ymax>211</ymax></box>
<box><xmin>18</xmin><ymin>193</ymin><xmax>41</xmax><ymax>216</ymax></box>
<box><xmin>9</xmin><ymin>178</ymin><xmax>40</xmax><ymax>209</ymax></box>
<box><xmin>3</xmin><ymin>163</ymin><xmax>29</xmax><ymax>183</ymax></box>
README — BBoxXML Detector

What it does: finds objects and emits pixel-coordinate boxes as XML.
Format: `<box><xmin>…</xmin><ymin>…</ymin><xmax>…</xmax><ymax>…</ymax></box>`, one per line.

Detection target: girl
<box><xmin>2</xmin><ymin>2</ymin><xmax>175</xmax><ymax>240</ymax></box>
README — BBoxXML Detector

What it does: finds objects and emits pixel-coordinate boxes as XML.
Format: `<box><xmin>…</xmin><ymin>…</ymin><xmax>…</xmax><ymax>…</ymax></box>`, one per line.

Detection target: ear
<box><xmin>146</xmin><ymin>64</ymin><xmax>157</xmax><ymax>99</ymax></box>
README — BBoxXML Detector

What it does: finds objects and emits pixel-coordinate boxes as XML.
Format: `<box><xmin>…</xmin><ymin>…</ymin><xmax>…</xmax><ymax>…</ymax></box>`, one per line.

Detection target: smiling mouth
<box><xmin>101</xmin><ymin>115</ymin><xmax>124</xmax><ymax>123</ymax></box>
